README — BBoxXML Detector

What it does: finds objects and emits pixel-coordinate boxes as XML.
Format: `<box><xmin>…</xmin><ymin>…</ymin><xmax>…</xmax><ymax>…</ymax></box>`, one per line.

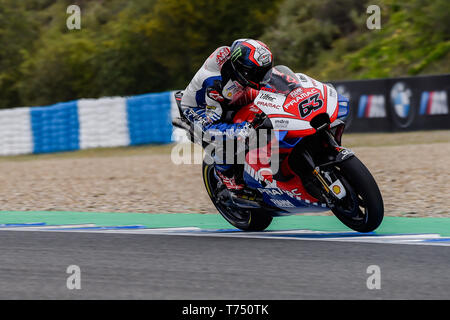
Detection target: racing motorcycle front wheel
<box><xmin>202</xmin><ymin>161</ymin><xmax>273</xmax><ymax>231</ymax></box>
<box><xmin>330</xmin><ymin>156</ymin><xmax>384</xmax><ymax>233</ymax></box>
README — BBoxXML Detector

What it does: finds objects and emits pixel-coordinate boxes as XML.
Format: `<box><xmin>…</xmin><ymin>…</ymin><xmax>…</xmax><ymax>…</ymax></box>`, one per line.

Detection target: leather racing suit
<box><xmin>180</xmin><ymin>45</ymin><xmax>259</xmax><ymax>180</ymax></box>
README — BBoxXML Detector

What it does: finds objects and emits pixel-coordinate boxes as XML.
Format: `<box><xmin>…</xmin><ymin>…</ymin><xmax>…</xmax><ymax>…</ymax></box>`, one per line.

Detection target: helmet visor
<box><xmin>236</xmin><ymin>64</ymin><xmax>272</xmax><ymax>89</ymax></box>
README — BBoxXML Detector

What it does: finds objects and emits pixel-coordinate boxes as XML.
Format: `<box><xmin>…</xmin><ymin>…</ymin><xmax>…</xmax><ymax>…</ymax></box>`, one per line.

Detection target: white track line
<box><xmin>0</xmin><ymin>225</ymin><xmax>448</xmax><ymax>246</ymax></box>
<box><xmin>0</xmin><ymin>224</ymin><xmax>97</xmax><ymax>230</ymax></box>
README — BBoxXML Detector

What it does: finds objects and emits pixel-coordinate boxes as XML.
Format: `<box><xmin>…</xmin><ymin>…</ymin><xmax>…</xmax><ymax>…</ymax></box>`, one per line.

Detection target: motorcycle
<box><xmin>173</xmin><ymin>65</ymin><xmax>384</xmax><ymax>233</ymax></box>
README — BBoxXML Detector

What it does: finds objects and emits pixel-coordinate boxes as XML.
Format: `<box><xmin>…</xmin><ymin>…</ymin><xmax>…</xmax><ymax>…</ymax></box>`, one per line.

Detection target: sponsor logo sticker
<box><xmin>284</xmin><ymin>88</ymin><xmax>319</xmax><ymax>110</ymax></box>
<box><xmin>288</xmin><ymin>87</ymin><xmax>304</xmax><ymax>99</ymax></box>
<box><xmin>256</xmin><ymin>101</ymin><xmax>281</xmax><ymax>109</ymax></box>
<box><xmin>330</xmin><ymin>180</ymin><xmax>346</xmax><ymax>199</ymax></box>
<box><xmin>390</xmin><ymin>82</ymin><xmax>414</xmax><ymax>128</ymax></box>
<box><xmin>270</xmin><ymin>199</ymin><xmax>295</xmax><ymax>208</ymax></box>
<box><xmin>254</xmin><ymin>46</ymin><xmax>272</xmax><ymax>66</ymax></box>
<box><xmin>216</xmin><ymin>47</ymin><xmax>230</xmax><ymax>67</ymax></box>
<box><xmin>260</xmin><ymin>93</ymin><xmax>276</xmax><ymax>102</ymax></box>
<box><xmin>274</xmin><ymin>119</ymin><xmax>289</xmax><ymax>128</ymax></box>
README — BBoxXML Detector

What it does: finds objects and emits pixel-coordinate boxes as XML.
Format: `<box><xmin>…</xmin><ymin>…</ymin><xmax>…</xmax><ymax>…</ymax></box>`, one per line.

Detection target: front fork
<box><xmin>299</xmin><ymin>126</ymin><xmax>354</xmax><ymax>206</ymax></box>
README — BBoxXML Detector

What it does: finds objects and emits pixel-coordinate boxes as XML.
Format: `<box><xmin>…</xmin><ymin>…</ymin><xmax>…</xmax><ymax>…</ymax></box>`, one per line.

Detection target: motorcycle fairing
<box><xmin>243</xmin><ymin>136</ymin><xmax>329</xmax><ymax>215</ymax></box>
<box><xmin>232</xmin><ymin>66</ymin><xmax>348</xmax><ymax>215</ymax></box>
<box><xmin>253</xmin><ymin>75</ymin><xmax>339</xmax><ymax>138</ymax></box>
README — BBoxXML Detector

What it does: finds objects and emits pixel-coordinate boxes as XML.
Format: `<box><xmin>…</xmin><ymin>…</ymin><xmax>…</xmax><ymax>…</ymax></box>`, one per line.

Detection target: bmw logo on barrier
<box><xmin>390</xmin><ymin>82</ymin><xmax>414</xmax><ymax>128</ymax></box>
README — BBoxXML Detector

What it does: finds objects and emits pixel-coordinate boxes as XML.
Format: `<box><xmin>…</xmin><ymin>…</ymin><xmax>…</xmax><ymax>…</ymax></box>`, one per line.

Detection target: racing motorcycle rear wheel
<box><xmin>330</xmin><ymin>156</ymin><xmax>384</xmax><ymax>232</ymax></box>
<box><xmin>202</xmin><ymin>161</ymin><xmax>273</xmax><ymax>231</ymax></box>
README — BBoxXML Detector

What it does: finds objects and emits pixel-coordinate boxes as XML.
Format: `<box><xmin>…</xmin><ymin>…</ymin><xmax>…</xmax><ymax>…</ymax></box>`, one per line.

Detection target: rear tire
<box><xmin>331</xmin><ymin>156</ymin><xmax>384</xmax><ymax>232</ymax></box>
<box><xmin>202</xmin><ymin>161</ymin><xmax>273</xmax><ymax>231</ymax></box>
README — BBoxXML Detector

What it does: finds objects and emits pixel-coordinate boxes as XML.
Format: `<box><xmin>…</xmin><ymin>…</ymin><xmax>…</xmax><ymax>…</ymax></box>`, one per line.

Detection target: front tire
<box><xmin>331</xmin><ymin>156</ymin><xmax>384</xmax><ymax>232</ymax></box>
<box><xmin>202</xmin><ymin>161</ymin><xmax>273</xmax><ymax>231</ymax></box>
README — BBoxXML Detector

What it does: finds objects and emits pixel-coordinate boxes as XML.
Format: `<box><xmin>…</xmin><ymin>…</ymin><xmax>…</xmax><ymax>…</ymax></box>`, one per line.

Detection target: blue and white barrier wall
<box><xmin>0</xmin><ymin>92</ymin><xmax>176</xmax><ymax>156</ymax></box>
<box><xmin>2</xmin><ymin>74</ymin><xmax>448</xmax><ymax>156</ymax></box>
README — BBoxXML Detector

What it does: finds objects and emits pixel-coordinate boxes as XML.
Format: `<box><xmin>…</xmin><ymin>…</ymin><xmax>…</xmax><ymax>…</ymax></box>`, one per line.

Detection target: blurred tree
<box><xmin>15</xmin><ymin>0</ymin><xmax>162</xmax><ymax>105</ymax></box>
<box><xmin>3</xmin><ymin>0</ymin><xmax>280</xmax><ymax>107</ymax></box>
<box><xmin>91</xmin><ymin>2</ymin><xmax>169</xmax><ymax>97</ymax></box>
<box><xmin>0</xmin><ymin>0</ymin><xmax>448</xmax><ymax>108</ymax></box>
<box><xmin>261</xmin><ymin>0</ymin><xmax>367</xmax><ymax>71</ymax></box>
<box><xmin>18</xmin><ymin>34</ymin><xmax>98</xmax><ymax>105</ymax></box>
<box><xmin>0</xmin><ymin>0</ymin><xmax>38</xmax><ymax>108</ymax></box>
<box><xmin>262</xmin><ymin>0</ymin><xmax>450</xmax><ymax>80</ymax></box>
<box><xmin>137</xmin><ymin>0</ymin><xmax>282</xmax><ymax>89</ymax></box>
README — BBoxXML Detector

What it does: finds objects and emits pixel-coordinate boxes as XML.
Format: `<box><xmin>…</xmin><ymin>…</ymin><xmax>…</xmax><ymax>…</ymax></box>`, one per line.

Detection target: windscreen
<box><xmin>261</xmin><ymin>65</ymin><xmax>302</xmax><ymax>95</ymax></box>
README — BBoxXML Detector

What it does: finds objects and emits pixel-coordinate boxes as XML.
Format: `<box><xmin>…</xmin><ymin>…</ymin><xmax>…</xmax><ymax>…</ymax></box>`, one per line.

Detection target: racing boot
<box><xmin>214</xmin><ymin>165</ymin><xmax>245</xmax><ymax>192</ymax></box>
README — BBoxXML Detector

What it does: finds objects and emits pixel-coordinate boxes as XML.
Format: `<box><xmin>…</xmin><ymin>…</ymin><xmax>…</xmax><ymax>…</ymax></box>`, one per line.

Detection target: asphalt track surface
<box><xmin>0</xmin><ymin>230</ymin><xmax>449</xmax><ymax>300</ymax></box>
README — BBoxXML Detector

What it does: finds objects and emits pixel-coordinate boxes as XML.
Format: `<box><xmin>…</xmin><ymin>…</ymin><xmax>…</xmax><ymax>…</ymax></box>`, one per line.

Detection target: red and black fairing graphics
<box><xmin>233</xmin><ymin>103</ymin><xmax>326</xmax><ymax>213</ymax></box>
<box><xmin>279</xmin><ymin>86</ymin><xmax>338</xmax><ymax>138</ymax></box>
<box><xmin>243</xmin><ymin>138</ymin><xmax>325</xmax><ymax>213</ymax></box>
<box><xmin>233</xmin><ymin>103</ymin><xmax>262</xmax><ymax>123</ymax></box>
<box><xmin>245</xmin><ymin>145</ymin><xmax>321</xmax><ymax>197</ymax></box>
<box><xmin>283</xmin><ymin>87</ymin><xmax>327</xmax><ymax>122</ymax></box>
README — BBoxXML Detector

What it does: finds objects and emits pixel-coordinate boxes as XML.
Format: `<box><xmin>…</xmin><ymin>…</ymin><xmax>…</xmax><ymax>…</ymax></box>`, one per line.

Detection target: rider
<box><xmin>181</xmin><ymin>39</ymin><xmax>274</xmax><ymax>191</ymax></box>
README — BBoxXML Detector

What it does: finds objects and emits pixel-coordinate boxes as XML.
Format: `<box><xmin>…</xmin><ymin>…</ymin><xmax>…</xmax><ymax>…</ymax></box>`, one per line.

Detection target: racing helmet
<box><xmin>229</xmin><ymin>39</ymin><xmax>274</xmax><ymax>90</ymax></box>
